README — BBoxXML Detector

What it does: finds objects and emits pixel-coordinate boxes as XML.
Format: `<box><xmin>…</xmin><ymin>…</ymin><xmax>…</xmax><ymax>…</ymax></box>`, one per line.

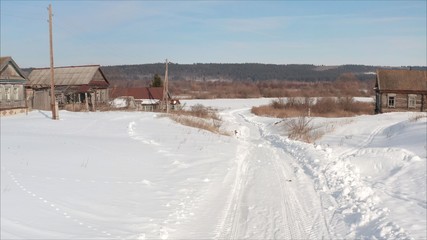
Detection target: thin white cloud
<box><xmin>338</xmin><ymin>15</ymin><xmax>426</xmax><ymax>25</ymax></box>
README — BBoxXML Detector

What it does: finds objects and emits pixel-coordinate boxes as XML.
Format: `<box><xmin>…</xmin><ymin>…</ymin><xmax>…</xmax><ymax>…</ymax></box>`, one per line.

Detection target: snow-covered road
<box><xmin>218</xmin><ymin>109</ymin><xmax>331</xmax><ymax>239</ymax></box>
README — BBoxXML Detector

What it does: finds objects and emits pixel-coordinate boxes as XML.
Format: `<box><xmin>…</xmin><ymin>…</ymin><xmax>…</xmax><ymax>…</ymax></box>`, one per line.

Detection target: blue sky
<box><xmin>1</xmin><ymin>1</ymin><xmax>426</xmax><ymax>68</ymax></box>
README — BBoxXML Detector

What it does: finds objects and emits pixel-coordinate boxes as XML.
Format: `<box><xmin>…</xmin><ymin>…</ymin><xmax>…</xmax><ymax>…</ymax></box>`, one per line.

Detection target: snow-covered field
<box><xmin>1</xmin><ymin>98</ymin><xmax>426</xmax><ymax>239</ymax></box>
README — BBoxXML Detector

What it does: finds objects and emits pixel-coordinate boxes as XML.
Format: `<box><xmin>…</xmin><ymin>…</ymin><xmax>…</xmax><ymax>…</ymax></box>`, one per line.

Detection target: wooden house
<box><xmin>375</xmin><ymin>69</ymin><xmax>427</xmax><ymax>113</ymax></box>
<box><xmin>110</xmin><ymin>87</ymin><xmax>180</xmax><ymax>111</ymax></box>
<box><xmin>28</xmin><ymin>65</ymin><xmax>110</xmax><ymax>111</ymax></box>
<box><xmin>0</xmin><ymin>56</ymin><xmax>28</xmax><ymax>116</ymax></box>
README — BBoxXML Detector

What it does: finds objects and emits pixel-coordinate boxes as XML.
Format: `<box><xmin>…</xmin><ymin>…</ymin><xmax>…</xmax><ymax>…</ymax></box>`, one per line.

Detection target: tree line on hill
<box><xmin>21</xmin><ymin>63</ymin><xmax>425</xmax><ymax>99</ymax></box>
<box><xmin>99</xmin><ymin>63</ymin><xmax>425</xmax><ymax>87</ymax></box>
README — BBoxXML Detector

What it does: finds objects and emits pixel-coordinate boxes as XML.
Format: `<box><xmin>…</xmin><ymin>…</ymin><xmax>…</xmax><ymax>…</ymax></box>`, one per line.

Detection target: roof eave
<box><xmin>378</xmin><ymin>89</ymin><xmax>427</xmax><ymax>94</ymax></box>
<box><xmin>0</xmin><ymin>57</ymin><xmax>28</xmax><ymax>80</ymax></box>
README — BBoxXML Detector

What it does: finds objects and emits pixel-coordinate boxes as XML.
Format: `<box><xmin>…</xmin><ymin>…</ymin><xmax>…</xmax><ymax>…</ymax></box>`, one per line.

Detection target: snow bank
<box><xmin>250</xmin><ymin>111</ymin><xmax>425</xmax><ymax>239</ymax></box>
<box><xmin>1</xmin><ymin>110</ymin><xmax>238</xmax><ymax>239</ymax></box>
<box><xmin>264</xmin><ymin>134</ymin><xmax>411</xmax><ymax>239</ymax></box>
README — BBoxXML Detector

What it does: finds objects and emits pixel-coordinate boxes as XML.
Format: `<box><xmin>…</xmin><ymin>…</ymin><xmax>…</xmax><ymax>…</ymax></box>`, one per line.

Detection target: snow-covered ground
<box><xmin>1</xmin><ymin>98</ymin><xmax>426</xmax><ymax>239</ymax></box>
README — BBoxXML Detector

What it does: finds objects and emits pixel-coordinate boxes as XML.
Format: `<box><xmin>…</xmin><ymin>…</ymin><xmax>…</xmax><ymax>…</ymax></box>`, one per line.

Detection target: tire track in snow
<box><xmin>242</xmin><ymin>111</ymin><xmax>333</xmax><ymax>239</ymax></box>
<box><xmin>369</xmin><ymin>181</ymin><xmax>426</xmax><ymax>210</ymax></box>
<box><xmin>262</xmin><ymin>123</ymin><xmax>332</xmax><ymax>239</ymax></box>
<box><xmin>270</xmin><ymin>147</ymin><xmax>305</xmax><ymax>239</ymax></box>
<box><xmin>338</xmin><ymin>121</ymin><xmax>399</xmax><ymax>160</ymax></box>
<box><xmin>216</xmin><ymin>137</ymin><xmax>251</xmax><ymax>239</ymax></box>
<box><xmin>215</xmin><ymin>108</ymin><xmax>256</xmax><ymax>239</ymax></box>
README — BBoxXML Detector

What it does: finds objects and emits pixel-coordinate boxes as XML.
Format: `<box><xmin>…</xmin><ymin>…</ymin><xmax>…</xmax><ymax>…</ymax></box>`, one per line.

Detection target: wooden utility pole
<box><xmin>162</xmin><ymin>59</ymin><xmax>169</xmax><ymax>113</ymax></box>
<box><xmin>48</xmin><ymin>4</ymin><xmax>58</xmax><ymax>120</ymax></box>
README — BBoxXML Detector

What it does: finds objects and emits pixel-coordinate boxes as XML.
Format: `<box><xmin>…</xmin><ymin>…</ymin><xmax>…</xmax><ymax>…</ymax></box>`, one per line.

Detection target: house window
<box><xmin>387</xmin><ymin>95</ymin><xmax>395</xmax><ymax>108</ymax></box>
<box><xmin>408</xmin><ymin>95</ymin><xmax>416</xmax><ymax>108</ymax></box>
<box><xmin>0</xmin><ymin>86</ymin><xmax>4</xmax><ymax>101</ymax></box>
<box><xmin>99</xmin><ymin>90</ymin><xmax>105</xmax><ymax>102</ymax></box>
<box><xmin>13</xmin><ymin>86</ymin><xmax>19</xmax><ymax>100</ymax></box>
<box><xmin>5</xmin><ymin>86</ymin><xmax>11</xmax><ymax>101</ymax></box>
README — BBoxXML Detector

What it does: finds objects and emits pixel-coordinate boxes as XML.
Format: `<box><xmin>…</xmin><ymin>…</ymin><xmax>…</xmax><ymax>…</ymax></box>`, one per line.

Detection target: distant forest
<box><xmin>21</xmin><ymin>63</ymin><xmax>426</xmax><ymax>98</ymax></box>
<box><xmin>23</xmin><ymin>63</ymin><xmax>426</xmax><ymax>87</ymax></box>
<box><xmin>98</xmin><ymin>63</ymin><xmax>426</xmax><ymax>87</ymax></box>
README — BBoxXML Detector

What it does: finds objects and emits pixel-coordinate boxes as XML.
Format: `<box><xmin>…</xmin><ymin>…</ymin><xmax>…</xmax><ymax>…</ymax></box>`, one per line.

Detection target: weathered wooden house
<box><xmin>0</xmin><ymin>56</ymin><xmax>28</xmax><ymax>116</ymax></box>
<box><xmin>110</xmin><ymin>87</ymin><xmax>180</xmax><ymax>111</ymax></box>
<box><xmin>28</xmin><ymin>65</ymin><xmax>110</xmax><ymax>111</ymax></box>
<box><xmin>375</xmin><ymin>69</ymin><xmax>427</xmax><ymax>113</ymax></box>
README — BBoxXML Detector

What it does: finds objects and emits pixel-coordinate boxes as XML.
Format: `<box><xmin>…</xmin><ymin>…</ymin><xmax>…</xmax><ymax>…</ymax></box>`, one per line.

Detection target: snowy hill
<box><xmin>1</xmin><ymin>99</ymin><xmax>426</xmax><ymax>239</ymax></box>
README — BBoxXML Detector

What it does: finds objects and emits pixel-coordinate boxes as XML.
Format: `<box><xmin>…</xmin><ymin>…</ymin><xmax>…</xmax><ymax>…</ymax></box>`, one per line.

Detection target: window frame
<box><xmin>387</xmin><ymin>94</ymin><xmax>396</xmax><ymax>108</ymax></box>
<box><xmin>12</xmin><ymin>86</ymin><xmax>19</xmax><ymax>101</ymax></box>
<box><xmin>0</xmin><ymin>85</ymin><xmax>4</xmax><ymax>101</ymax></box>
<box><xmin>5</xmin><ymin>85</ymin><xmax>11</xmax><ymax>101</ymax></box>
<box><xmin>408</xmin><ymin>94</ymin><xmax>416</xmax><ymax>108</ymax></box>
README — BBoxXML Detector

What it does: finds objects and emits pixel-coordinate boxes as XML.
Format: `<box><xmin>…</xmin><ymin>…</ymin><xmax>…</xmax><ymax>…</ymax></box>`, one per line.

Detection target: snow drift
<box><xmin>1</xmin><ymin>99</ymin><xmax>426</xmax><ymax>239</ymax></box>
